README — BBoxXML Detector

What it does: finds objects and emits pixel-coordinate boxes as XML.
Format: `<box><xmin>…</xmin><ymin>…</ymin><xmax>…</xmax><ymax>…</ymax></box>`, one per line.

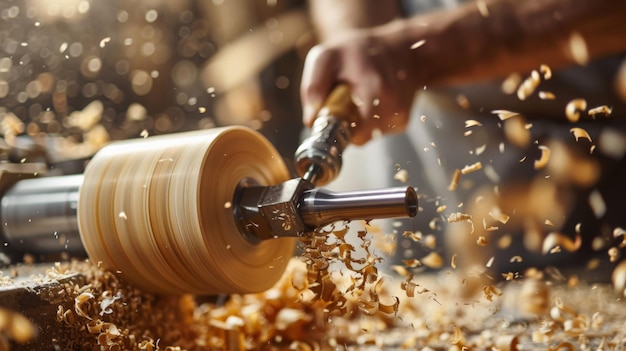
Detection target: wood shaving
<box><xmin>588</xmin><ymin>189</ymin><xmax>607</xmax><ymax>218</ymax></box>
<box><xmin>534</xmin><ymin>145</ymin><xmax>551</xmax><ymax>170</ymax></box>
<box><xmin>465</xmin><ymin>119</ymin><xmax>482</xmax><ymax>127</ymax></box>
<box><xmin>568</xmin><ymin>32</ymin><xmax>589</xmax><ymax>65</ymax></box>
<box><xmin>539</xmin><ymin>64</ymin><xmax>552</xmax><ymax>80</ymax></box>
<box><xmin>447</xmin><ymin>212</ymin><xmax>472</xmax><ymax>223</ymax></box>
<box><xmin>461</xmin><ymin>162</ymin><xmax>482</xmax><ymax>174</ymax></box>
<box><xmin>420</xmin><ymin>252</ymin><xmax>444</xmax><ymax>269</ymax></box>
<box><xmin>476</xmin><ymin>236</ymin><xmax>488</xmax><ymax>246</ymax></box>
<box><xmin>588</xmin><ymin>105</ymin><xmax>612</xmax><ymax>117</ymax></box>
<box><xmin>491</xmin><ymin>109</ymin><xmax>520</xmax><ymax>121</ymax></box>
<box><xmin>501</xmin><ymin>73</ymin><xmax>521</xmax><ymax>94</ymax></box>
<box><xmin>482</xmin><ymin>285</ymin><xmax>502</xmax><ymax>301</ymax></box>
<box><xmin>614</xmin><ymin>227</ymin><xmax>626</xmax><ymax>247</ymax></box>
<box><xmin>488</xmin><ymin>207</ymin><xmax>510</xmax><ymax>224</ymax></box>
<box><xmin>448</xmin><ymin>169</ymin><xmax>461</xmax><ymax>191</ymax></box>
<box><xmin>402</xmin><ymin>230</ymin><xmax>422</xmax><ymax>242</ymax></box>
<box><xmin>394</xmin><ymin>169</ymin><xmax>409</xmax><ymax>183</ymax></box>
<box><xmin>402</xmin><ymin>259</ymin><xmax>422</xmax><ymax>268</ymax></box>
<box><xmin>542</xmin><ymin>233</ymin><xmax>582</xmax><ymax>254</ymax></box>
<box><xmin>570</xmin><ymin>127</ymin><xmax>592</xmax><ymax>142</ymax></box>
<box><xmin>565</xmin><ymin>98</ymin><xmax>587</xmax><ymax>123</ymax></box>
<box><xmin>612</xmin><ymin>260</ymin><xmax>626</xmax><ymax>297</ymax></box>
<box><xmin>538</xmin><ymin>91</ymin><xmax>556</xmax><ymax>100</ymax></box>
<box><xmin>410</xmin><ymin>39</ymin><xmax>426</xmax><ymax>50</ymax></box>
<box><xmin>516</xmin><ymin>70</ymin><xmax>541</xmax><ymax>100</ymax></box>
<box><xmin>504</xmin><ymin>115</ymin><xmax>531</xmax><ymax>147</ymax></box>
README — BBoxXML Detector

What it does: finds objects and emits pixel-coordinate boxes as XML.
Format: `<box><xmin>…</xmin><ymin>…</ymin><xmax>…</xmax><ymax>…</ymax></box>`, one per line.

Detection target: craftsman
<box><xmin>300</xmin><ymin>0</ymin><xmax>626</xmax><ymax>278</ymax></box>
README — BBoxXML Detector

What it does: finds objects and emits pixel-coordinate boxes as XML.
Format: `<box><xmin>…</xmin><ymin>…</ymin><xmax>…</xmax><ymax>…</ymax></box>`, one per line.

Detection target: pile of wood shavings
<box><xmin>1</xmin><ymin>221</ymin><xmax>621</xmax><ymax>350</ymax></box>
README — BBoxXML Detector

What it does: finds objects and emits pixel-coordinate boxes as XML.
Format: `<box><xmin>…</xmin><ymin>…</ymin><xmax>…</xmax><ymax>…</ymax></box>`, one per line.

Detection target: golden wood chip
<box><xmin>492</xmin><ymin>109</ymin><xmax>520</xmax><ymax>121</ymax></box>
<box><xmin>447</xmin><ymin>212</ymin><xmax>472</xmax><ymax>223</ymax></box>
<box><xmin>570</xmin><ymin>127</ymin><xmax>592</xmax><ymax>142</ymax></box>
<box><xmin>568</xmin><ymin>32</ymin><xmax>589</xmax><ymax>65</ymax></box>
<box><xmin>461</xmin><ymin>162</ymin><xmax>482</xmax><ymax>174</ymax></box>
<box><xmin>588</xmin><ymin>105</ymin><xmax>612</xmax><ymax>117</ymax></box>
<box><xmin>542</xmin><ymin>232</ymin><xmax>582</xmax><ymax>254</ymax></box>
<box><xmin>421</xmin><ymin>252</ymin><xmax>444</xmax><ymax>268</ymax></box>
<box><xmin>565</xmin><ymin>98</ymin><xmax>587</xmax><ymax>123</ymax></box>
<box><xmin>534</xmin><ymin>145</ymin><xmax>551</xmax><ymax>170</ymax></box>
<box><xmin>539</xmin><ymin>64</ymin><xmax>552</xmax><ymax>80</ymax></box>
<box><xmin>538</xmin><ymin>91</ymin><xmax>556</xmax><ymax>100</ymax></box>
<box><xmin>448</xmin><ymin>169</ymin><xmax>461</xmax><ymax>191</ymax></box>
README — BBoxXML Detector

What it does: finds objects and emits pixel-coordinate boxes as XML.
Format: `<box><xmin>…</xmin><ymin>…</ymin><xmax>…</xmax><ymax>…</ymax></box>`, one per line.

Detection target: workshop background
<box><xmin>0</xmin><ymin>0</ymin><xmax>308</xmax><ymax>173</ymax></box>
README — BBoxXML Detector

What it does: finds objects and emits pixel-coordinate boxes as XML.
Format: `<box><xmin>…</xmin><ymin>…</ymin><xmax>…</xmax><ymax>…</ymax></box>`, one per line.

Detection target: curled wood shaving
<box><xmin>488</xmin><ymin>207</ymin><xmax>510</xmax><ymax>224</ymax></box>
<box><xmin>516</xmin><ymin>70</ymin><xmax>541</xmax><ymax>100</ymax></box>
<box><xmin>465</xmin><ymin>119</ymin><xmax>482</xmax><ymax>127</ymax></box>
<box><xmin>539</xmin><ymin>64</ymin><xmax>552</xmax><ymax>80</ymax></box>
<box><xmin>476</xmin><ymin>236</ymin><xmax>488</xmax><ymax>246</ymax></box>
<box><xmin>613</xmin><ymin>227</ymin><xmax>626</xmax><ymax>247</ymax></box>
<box><xmin>608</xmin><ymin>247</ymin><xmax>620</xmax><ymax>263</ymax></box>
<box><xmin>570</xmin><ymin>127</ymin><xmax>592</xmax><ymax>142</ymax></box>
<box><xmin>75</xmin><ymin>292</ymin><xmax>95</xmax><ymax>320</ymax></box>
<box><xmin>450</xmin><ymin>326</ymin><xmax>463</xmax><ymax>345</ymax></box>
<box><xmin>565</xmin><ymin>98</ymin><xmax>587</xmax><ymax>123</ymax></box>
<box><xmin>542</xmin><ymin>233</ymin><xmax>582</xmax><ymax>254</ymax></box>
<box><xmin>588</xmin><ymin>105</ymin><xmax>612</xmax><ymax>117</ymax></box>
<box><xmin>495</xmin><ymin>334</ymin><xmax>519</xmax><ymax>351</ymax></box>
<box><xmin>402</xmin><ymin>230</ymin><xmax>422</xmax><ymax>242</ymax></box>
<box><xmin>377</xmin><ymin>296</ymin><xmax>400</xmax><ymax>315</ymax></box>
<box><xmin>534</xmin><ymin>145</ymin><xmax>551</xmax><ymax>170</ymax></box>
<box><xmin>99</xmin><ymin>292</ymin><xmax>122</xmax><ymax>316</ymax></box>
<box><xmin>482</xmin><ymin>285</ymin><xmax>502</xmax><ymax>301</ymax></box>
<box><xmin>447</xmin><ymin>212</ymin><xmax>472</xmax><ymax>223</ymax></box>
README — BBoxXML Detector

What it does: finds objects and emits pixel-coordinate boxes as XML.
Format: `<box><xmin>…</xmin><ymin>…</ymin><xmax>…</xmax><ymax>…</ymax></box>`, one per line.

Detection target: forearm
<box><xmin>390</xmin><ymin>0</ymin><xmax>626</xmax><ymax>86</ymax></box>
<box><xmin>309</xmin><ymin>0</ymin><xmax>401</xmax><ymax>40</ymax></box>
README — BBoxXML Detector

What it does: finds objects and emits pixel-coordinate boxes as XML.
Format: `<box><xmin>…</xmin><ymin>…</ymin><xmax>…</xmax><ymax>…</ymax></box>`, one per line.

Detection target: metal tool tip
<box><xmin>405</xmin><ymin>187</ymin><xmax>418</xmax><ymax>217</ymax></box>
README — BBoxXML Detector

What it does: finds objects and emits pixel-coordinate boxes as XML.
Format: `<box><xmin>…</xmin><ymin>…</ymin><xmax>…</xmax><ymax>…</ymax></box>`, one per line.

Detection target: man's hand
<box><xmin>300</xmin><ymin>24</ymin><xmax>419</xmax><ymax>145</ymax></box>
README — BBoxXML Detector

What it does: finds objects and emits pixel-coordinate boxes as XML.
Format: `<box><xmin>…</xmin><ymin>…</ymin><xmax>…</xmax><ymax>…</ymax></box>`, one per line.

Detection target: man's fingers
<box><xmin>300</xmin><ymin>45</ymin><xmax>338</xmax><ymax>127</ymax></box>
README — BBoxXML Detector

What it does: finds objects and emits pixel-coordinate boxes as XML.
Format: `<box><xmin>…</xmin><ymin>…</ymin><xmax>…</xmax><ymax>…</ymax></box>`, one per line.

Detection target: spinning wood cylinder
<box><xmin>77</xmin><ymin>127</ymin><xmax>295</xmax><ymax>294</ymax></box>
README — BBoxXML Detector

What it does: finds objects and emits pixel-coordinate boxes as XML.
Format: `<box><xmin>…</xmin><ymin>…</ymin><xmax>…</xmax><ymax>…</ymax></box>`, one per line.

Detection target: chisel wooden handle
<box><xmin>294</xmin><ymin>83</ymin><xmax>360</xmax><ymax>186</ymax></box>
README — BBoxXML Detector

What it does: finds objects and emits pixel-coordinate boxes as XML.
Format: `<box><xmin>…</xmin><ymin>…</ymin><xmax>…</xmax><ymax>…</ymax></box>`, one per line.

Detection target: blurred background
<box><xmin>0</xmin><ymin>0</ymin><xmax>310</xmax><ymax>173</ymax></box>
